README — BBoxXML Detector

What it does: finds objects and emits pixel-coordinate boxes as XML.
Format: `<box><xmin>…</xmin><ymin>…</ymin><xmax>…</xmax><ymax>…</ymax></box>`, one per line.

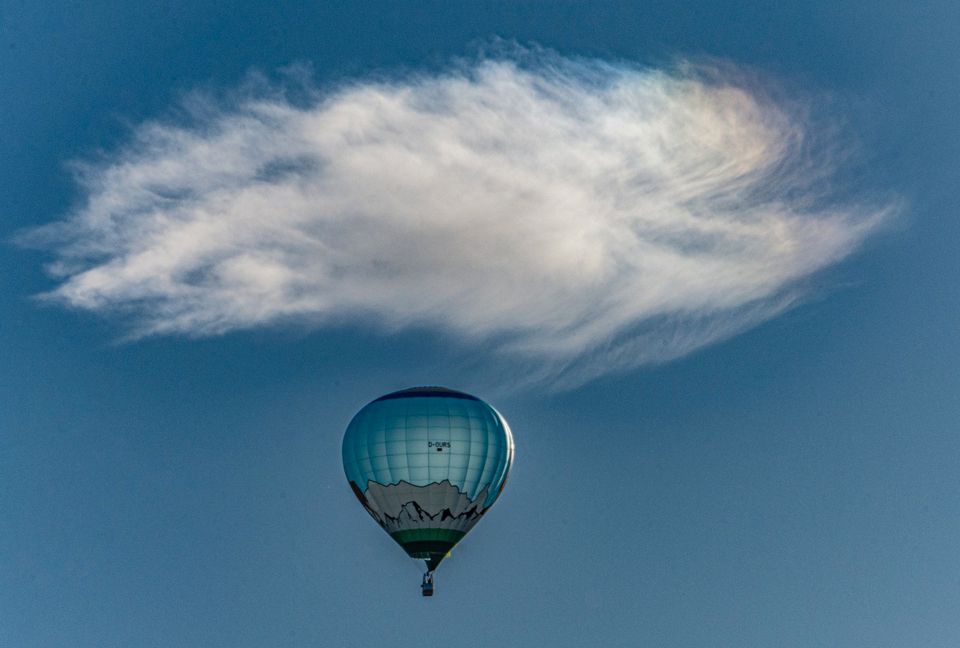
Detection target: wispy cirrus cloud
<box><xmin>22</xmin><ymin>54</ymin><xmax>894</xmax><ymax>385</ymax></box>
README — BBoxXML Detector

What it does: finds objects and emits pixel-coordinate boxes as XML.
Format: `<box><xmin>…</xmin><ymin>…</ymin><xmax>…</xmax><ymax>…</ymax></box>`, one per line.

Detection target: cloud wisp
<box><xmin>24</xmin><ymin>56</ymin><xmax>892</xmax><ymax>385</ymax></box>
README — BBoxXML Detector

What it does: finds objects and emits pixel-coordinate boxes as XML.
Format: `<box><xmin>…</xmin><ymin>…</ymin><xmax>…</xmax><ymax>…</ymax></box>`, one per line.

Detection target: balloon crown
<box><xmin>372</xmin><ymin>386</ymin><xmax>480</xmax><ymax>402</ymax></box>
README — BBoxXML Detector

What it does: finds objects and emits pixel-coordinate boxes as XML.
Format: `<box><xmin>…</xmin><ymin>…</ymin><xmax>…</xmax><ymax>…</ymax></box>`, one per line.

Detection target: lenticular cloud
<box><xmin>26</xmin><ymin>56</ymin><xmax>891</xmax><ymax>383</ymax></box>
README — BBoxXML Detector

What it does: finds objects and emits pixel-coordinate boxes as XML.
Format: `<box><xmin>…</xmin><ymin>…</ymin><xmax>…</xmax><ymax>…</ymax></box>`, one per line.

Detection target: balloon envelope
<box><xmin>342</xmin><ymin>386</ymin><xmax>514</xmax><ymax>571</ymax></box>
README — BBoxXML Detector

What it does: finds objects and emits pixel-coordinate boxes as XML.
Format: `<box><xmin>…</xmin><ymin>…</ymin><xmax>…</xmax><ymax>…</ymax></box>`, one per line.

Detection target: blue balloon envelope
<box><xmin>342</xmin><ymin>386</ymin><xmax>514</xmax><ymax>573</ymax></box>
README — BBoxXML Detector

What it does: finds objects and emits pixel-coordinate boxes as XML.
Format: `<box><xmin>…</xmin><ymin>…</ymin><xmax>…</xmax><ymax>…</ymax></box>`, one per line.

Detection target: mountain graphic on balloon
<box><xmin>342</xmin><ymin>386</ymin><xmax>515</xmax><ymax>596</ymax></box>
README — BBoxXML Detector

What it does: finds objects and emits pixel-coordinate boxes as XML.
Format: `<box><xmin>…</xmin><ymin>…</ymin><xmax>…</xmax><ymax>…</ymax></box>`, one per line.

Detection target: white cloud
<box><xmin>24</xmin><ymin>55</ymin><xmax>893</xmax><ymax>385</ymax></box>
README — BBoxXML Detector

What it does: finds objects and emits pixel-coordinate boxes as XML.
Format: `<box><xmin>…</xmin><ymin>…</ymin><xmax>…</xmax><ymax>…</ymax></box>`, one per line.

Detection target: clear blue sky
<box><xmin>2</xmin><ymin>2</ymin><xmax>959</xmax><ymax>647</ymax></box>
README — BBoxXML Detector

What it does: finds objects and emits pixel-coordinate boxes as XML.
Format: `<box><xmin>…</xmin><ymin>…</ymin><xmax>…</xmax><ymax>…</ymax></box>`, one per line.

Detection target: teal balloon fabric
<box><xmin>342</xmin><ymin>386</ymin><xmax>513</xmax><ymax>507</ymax></box>
<box><xmin>342</xmin><ymin>386</ymin><xmax>514</xmax><ymax>570</ymax></box>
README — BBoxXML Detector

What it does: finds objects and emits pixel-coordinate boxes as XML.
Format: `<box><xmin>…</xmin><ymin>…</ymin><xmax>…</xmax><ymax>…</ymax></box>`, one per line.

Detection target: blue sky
<box><xmin>2</xmin><ymin>2</ymin><xmax>959</xmax><ymax>647</ymax></box>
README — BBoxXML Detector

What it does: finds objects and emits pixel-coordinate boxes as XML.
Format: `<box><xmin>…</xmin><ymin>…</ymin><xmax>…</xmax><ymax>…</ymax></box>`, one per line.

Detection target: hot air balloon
<box><xmin>342</xmin><ymin>386</ymin><xmax>514</xmax><ymax>596</ymax></box>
